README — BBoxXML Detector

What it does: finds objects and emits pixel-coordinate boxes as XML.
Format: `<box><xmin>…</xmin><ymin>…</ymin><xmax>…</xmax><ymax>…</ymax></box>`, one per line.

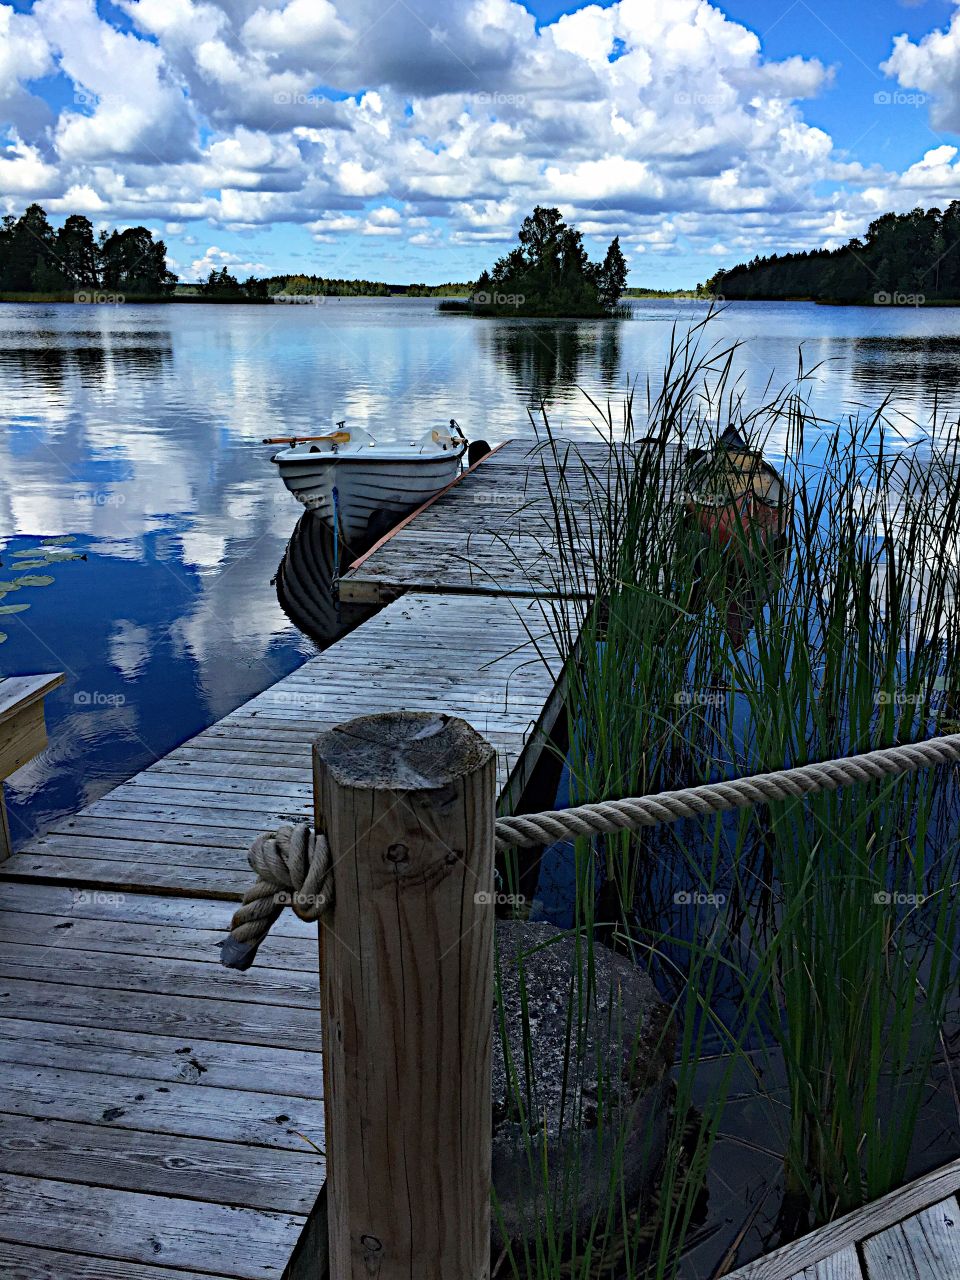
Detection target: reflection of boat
<box><xmin>274</xmin><ymin>510</ymin><xmax>371</xmax><ymax>649</ymax></box>
<box><xmin>685</xmin><ymin>426</ymin><xmax>788</xmax><ymax>549</ymax></box>
<box><xmin>266</xmin><ymin>420</ymin><xmax>468</xmax><ymax>546</ymax></box>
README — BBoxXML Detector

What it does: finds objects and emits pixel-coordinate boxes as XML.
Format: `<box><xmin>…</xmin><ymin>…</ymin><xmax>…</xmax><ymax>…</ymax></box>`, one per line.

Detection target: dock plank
<box><xmin>0</xmin><ymin>1173</ymin><xmax>306</xmax><ymax>1279</ymax></box>
<box><xmin>0</xmin><ymin>973</ymin><xmax>322</xmax><ymax>1046</ymax></box>
<box><xmin>0</xmin><ymin>1018</ymin><xmax>323</xmax><ymax>1096</ymax></box>
<box><xmin>0</xmin><ymin>1241</ymin><xmax>225</xmax><ymax>1280</ymax></box>
<box><xmin>730</xmin><ymin>1161</ymin><xmax>960</xmax><ymax>1278</ymax></box>
<box><xmin>0</xmin><ymin>1061</ymin><xmax>324</xmax><ymax>1152</ymax></box>
<box><xmin>862</xmin><ymin>1196</ymin><xmax>960</xmax><ymax>1279</ymax></box>
<box><xmin>788</xmin><ymin>1246</ymin><xmax>863</xmax><ymax>1279</ymax></box>
<box><xmin>0</xmin><ymin>1114</ymin><xmax>320</xmax><ymax>1215</ymax></box>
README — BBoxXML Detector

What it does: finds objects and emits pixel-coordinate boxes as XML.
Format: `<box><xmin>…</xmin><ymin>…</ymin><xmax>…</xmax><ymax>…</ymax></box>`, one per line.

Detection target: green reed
<box><xmin>491</xmin><ymin>315</ymin><xmax>960</xmax><ymax>1276</ymax></box>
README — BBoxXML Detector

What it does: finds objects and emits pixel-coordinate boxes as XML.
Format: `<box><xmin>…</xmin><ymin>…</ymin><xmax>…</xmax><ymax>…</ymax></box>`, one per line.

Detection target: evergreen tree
<box><xmin>596</xmin><ymin>236</ymin><xmax>628</xmax><ymax>310</ymax></box>
<box><xmin>56</xmin><ymin>215</ymin><xmax>99</xmax><ymax>288</ymax></box>
<box><xmin>0</xmin><ymin>204</ymin><xmax>58</xmax><ymax>291</ymax></box>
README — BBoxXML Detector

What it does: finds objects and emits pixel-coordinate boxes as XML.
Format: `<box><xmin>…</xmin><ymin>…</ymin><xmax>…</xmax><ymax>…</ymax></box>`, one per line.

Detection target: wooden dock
<box><xmin>340</xmin><ymin>437</ymin><xmax>619</xmax><ymax>603</ymax></box>
<box><xmin>9</xmin><ymin>434</ymin><xmax>956</xmax><ymax>1278</ymax></box>
<box><xmin>0</xmin><ymin>583</ymin><xmax>571</xmax><ymax>1277</ymax></box>
<box><xmin>727</xmin><ymin>1158</ymin><xmax>960</xmax><ymax>1279</ymax></box>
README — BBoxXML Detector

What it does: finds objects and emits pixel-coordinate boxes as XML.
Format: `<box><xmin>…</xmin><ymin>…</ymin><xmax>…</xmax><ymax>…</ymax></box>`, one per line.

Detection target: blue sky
<box><xmin>4</xmin><ymin>0</ymin><xmax>960</xmax><ymax>286</ymax></box>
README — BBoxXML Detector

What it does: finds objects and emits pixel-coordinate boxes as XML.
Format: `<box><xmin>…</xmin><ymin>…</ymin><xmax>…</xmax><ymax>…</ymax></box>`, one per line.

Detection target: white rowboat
<box><xmin>268</xmin><ymin>423</ymin><xmax>467</xmax><ymax>545</ymax></box>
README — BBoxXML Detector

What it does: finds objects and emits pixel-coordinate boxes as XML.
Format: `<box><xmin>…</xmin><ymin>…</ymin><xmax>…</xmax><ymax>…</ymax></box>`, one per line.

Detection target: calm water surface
<box><xmin>4</xmin><ymin>296</ymin><xmax>960</xmax><ymax>844</ymax></box>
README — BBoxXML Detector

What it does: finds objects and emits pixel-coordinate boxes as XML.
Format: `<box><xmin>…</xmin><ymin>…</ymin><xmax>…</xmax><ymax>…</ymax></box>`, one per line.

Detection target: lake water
<box><xmin>4</xmin><ymin>296</ymin><xmax>960</xmax><ymax>845</ymax></box>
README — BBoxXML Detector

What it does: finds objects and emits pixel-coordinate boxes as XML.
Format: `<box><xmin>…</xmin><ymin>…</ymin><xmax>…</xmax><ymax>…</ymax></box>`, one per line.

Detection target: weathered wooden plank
<box><xmin>0</xmin><ymin>941</ymin><xmax>320</xmax><ymax>1008</ymax></box>
<box><xmin>0</xmin><ymin>909</ymin><xmax>317</xmax><ymax>970</ymax></box>
<box><xmin>0</xmin><ymin>1114</ymin><xmax>322</xmax><ymax>1215</ymax></box>
<box><xmin>87</xmin><ymin>787</ymin><xmax>313</xmax><ymax>817</ymax></box>
<box><xmin>0</xmin><ymin>1241</ymin><xmax>228</xmax><ymax>1280</ymax></box>
<box><xmin>0</xmin><ymin>881</ymin><xmax>311</xmax><ymax>938</ymax></box>
<box><xmin>0</xmin><ymin>1061</ymin><xmax>325</xmax><ymax>1152</ymax></box>
<box><xmin>124</xmin><ymin>773</ymin><xmax>313</xmax><ymax>800</ymax></box>
<box><xmin>0</xmin><ymin>1017</ymin><xmax>323</xmax><ymax>1096</ymax></box>
<box><xmin>44</xmin><ymin>813</ymin><xmax>258</xmax><ymax>846</ymax></box>
<box><xmin>861</xmin><ymin>1196</ymin><xmax>960</xmax><ymax>1279</ymax></box>
<box><xmin>0</xmin><ymin>674</ymin><xmax>64</xmax><ymax>725</ymax></box>
<box><xmin>148</xmin><ymin>758</ymin><xmax>313</xmax><ymax>782</ymax></box>
<box><xmin>0</xmin><ymin>854</ymin><xmax>252</xmax><ymax>897</ymax></box>
<box><xmin>789</xmin><ymin>1245</ymin><xmax>863</xmax><ymax>1278</ymax></box>
<box><xmin>728</xmin><ymin>1160</ymin><xmax>960</xmax><ymax>1279</ymax></box>
<box><xmin>110</xmin><ymin>773</ymin><xmax>312</xmax><ymax>803</ymax></box>
<box><xmin>0</xmin><ymin>1173</ymin><xmax>307</xmax><ymax>1278</ymax></box>
<box><xmin>0</xmin><ymin>975</ymin><xmax>323</xmax><ymax>1047</ymax></box>
<box><xmin>20</xmin><ymin>833</ymin><xmax>254</xmax><ymax>871</ymax></box>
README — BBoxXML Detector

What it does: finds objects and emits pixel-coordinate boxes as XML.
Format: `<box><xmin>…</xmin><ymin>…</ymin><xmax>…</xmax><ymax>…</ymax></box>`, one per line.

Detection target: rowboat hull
<box><xmin>272</xmin><ymin>443</ymin><xmax>465</xmax><ymax>545</ymax></box>
<box><xmin>684</xmin><ymin>428</ymin><xmax>788</xmax><ymax>553</ymax></box>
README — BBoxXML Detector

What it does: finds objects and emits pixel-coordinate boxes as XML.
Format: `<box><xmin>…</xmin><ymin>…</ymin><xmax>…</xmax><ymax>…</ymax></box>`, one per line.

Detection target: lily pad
<box><xmin>0</xmin><ymin>603</ymin><xmax>29</xmax><ymax>615</ymax></box>
<box><xmin>0</xmin><ymin>582</ymin><xmax>20</xmax><ymax>594</ymax></box>
<box><xmin>0</xmin><ymin>633</ymin><xmax>7</xmax><ymax>643</ymax></box>
<box><xmin>41</xmin><ymin>535</ymin><xmax>75</xmax><ymax>545</ymax></box>
<box><xmin>9</xmin><ymin>559</ymin><xmax>52</xmax><ymax>569</ymax></box>
<box><xmin>14</xmin><ymin>575</ymin><xmax>54</xmax><ymax>587</ymax></box>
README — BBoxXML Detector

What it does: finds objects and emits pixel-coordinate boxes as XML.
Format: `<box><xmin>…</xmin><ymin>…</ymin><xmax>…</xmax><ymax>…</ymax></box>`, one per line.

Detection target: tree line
<box><xmin>0</xmin><ymin>204</ymin><xmax>176</xmax><ymax>295</ymax></box>
<box><xmin>263</xmin><ymin>276</ymin><xmax>471</xmax><ymax>297</ymax></box>
<box><xmin>704</xmin><ymin>204</ymin><xmax>960</xmax><ymax>303</ymax></box>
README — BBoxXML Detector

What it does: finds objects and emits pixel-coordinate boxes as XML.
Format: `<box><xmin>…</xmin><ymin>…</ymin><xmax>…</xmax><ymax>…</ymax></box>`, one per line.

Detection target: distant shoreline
<box><xmin>0</xmin><ymin>291</ymin><xmax>273</xmax><ymax>305</ymax></box>
<box><xmin>0</xmin><ymin>290</ymin><xmax>473</xmax><ymax>305</ymax></box>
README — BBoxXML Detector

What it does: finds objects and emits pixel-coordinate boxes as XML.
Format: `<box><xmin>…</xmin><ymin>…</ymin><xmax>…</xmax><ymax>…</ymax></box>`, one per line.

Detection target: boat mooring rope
<box><xmin>220</xmin><ymin>731</ymin><xmax>960</xmax><ymax>969</ymax></box>
<box><xmin>218</xmin><ymin>824</ymin><xmax>334</xmax><ymax>971</ymax></box>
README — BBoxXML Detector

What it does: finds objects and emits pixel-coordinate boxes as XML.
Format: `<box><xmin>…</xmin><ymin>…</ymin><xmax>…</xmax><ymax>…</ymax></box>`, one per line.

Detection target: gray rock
<box><xmin>491</xmin><ymin>920</ymin><xmax>674</xmax><ymax>1249</ymax></box>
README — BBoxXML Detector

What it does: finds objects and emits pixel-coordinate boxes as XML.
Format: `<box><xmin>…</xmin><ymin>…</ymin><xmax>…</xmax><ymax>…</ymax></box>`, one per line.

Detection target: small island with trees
<box><xmin>705</xmin><ymin>203</ymin><xmax>960</xmax><ymax>305</ymax></box>
<box><xmin>440</xmin><ymin>206</ymin><xmax>629</xmax><ymax>317</ymax></box>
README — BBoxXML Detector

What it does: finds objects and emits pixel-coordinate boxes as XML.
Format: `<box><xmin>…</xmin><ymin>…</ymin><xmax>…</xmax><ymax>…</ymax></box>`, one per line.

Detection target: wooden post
<box><xmin>313</xmin><ymin>711</ymin><xmax>496</xmax><ymax>1280</ymax></box>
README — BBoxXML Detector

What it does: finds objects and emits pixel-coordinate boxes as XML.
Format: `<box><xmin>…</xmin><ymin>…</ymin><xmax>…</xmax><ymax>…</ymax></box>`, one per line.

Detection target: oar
<box><xmin>263</xmin><ymin>431</ymin><xmax>351</xmax><ymax>445</ymax></box>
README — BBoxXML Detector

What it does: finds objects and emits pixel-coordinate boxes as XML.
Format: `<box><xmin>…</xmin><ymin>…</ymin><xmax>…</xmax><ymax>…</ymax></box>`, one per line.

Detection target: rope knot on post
<box><xmin>218</xmin><ymin>822</ymin><xmax>333</xmax><ymax>971</ymax></box>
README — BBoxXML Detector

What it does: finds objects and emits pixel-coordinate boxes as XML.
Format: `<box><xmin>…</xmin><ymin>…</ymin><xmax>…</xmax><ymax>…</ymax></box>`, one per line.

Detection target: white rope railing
<box><xmin>220</xmin><ymin>732</ymin><xmax>960</xmax><ymax>969</ymax></box>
